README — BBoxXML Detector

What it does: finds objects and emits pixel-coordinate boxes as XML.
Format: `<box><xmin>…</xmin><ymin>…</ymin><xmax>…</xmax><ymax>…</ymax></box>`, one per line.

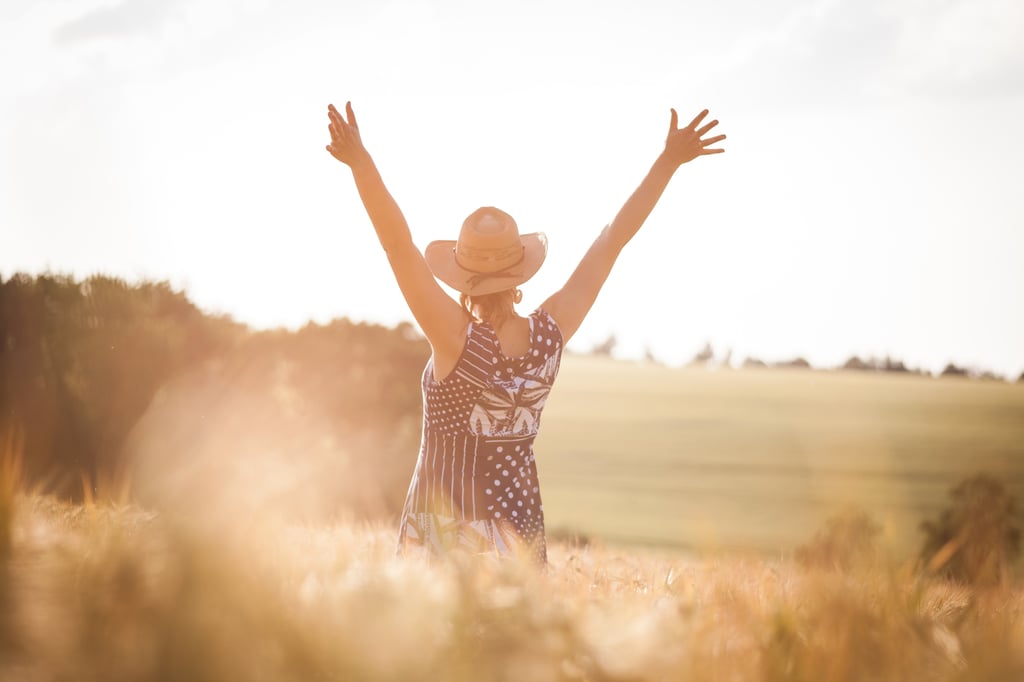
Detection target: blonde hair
<box><xmin>460</xmin><ymin>288</ymin><xmax>523</xmax><ymax>328</ymax></box>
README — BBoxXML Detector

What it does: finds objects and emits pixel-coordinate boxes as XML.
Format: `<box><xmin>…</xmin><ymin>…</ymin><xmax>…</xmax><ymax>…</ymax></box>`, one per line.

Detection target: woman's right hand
<box><xmin>662</xmin><ymin>108</ymin><xmax>726</xmax><ymax>167</ymax></box>
<box><xmin>325</xmin><ymin>101</ymin><xmax>368</xmax><ymax>167</ymax></box>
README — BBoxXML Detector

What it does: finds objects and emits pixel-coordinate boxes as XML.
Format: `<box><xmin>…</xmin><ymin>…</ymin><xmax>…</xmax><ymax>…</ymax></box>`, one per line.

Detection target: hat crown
<box><xmin>423</xmin><ymin>207</ymin><xmax>546</xmax><ymax>296</ymax></box>
<box><xmin>455</xmin><ymin>213</ymin><xmax>524</xmax><ymax>273</ymax></box>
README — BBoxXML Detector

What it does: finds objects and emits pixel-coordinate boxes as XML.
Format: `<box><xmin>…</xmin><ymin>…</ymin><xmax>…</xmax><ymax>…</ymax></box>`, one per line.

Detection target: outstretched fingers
<box><xmin>328</xmin><ymin>104</ymin><xmax>349</xmax><ymax>133</ymax></box>
<box><xmin>326</xmin><ymin>104</ymin><xmax>348</xmax><ymax>159</ymax></box>
<box><xmin>325</xmin><ymin>101</ymin><xmax>365</xmax><ymax>162</ymax></box>
<box><xmin>664</xmin><ymin>106</ymin><xmax>725</xmax><ymax>162</ymax></box>
<box><xmin>700</xmin><ymin>139</ymin><xmax>726</xmax><ymax>154</ymax></box>
<box><xmin>696</xmin><ymin>119</ymin><xmax>719</xmax><ymax>137</ymax></box>
<box><xmin>687</xmin><ymin>109</ymin><xmax>709</xmax><ymax>131</ymax></box>
<box><xmin>669</xmin><ymin>108</ymin><xmax>679</xmax><ymax>132</ymax></box>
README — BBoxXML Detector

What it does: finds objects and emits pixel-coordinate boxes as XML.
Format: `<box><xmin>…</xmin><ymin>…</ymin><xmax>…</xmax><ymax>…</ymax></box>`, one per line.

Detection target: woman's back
<box><xmin>397</xmin><ymin>308</ymin><xmax>563</xmax><ymax>564</ymax></box>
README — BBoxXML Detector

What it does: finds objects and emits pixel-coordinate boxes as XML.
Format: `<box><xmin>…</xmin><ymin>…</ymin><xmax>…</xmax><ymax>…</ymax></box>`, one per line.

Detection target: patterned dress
<box><xmin>397</xmin><ymin>308</ymin><xmax>563</xmax><ymax>565</ymax></box>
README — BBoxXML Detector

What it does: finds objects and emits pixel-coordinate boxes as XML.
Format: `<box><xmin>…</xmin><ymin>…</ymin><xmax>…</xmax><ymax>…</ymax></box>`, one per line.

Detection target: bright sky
<box><xmin>2</xmin><ymin>0</ymin><xmax>1023</xmax><ymax>377</ymax></box>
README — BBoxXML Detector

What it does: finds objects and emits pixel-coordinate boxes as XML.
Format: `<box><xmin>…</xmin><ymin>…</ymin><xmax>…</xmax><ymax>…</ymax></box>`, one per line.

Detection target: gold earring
<box><xmin>513</xmin><ymin>288</ymin><xmax>523</xmax><ymax>304</ymax></box>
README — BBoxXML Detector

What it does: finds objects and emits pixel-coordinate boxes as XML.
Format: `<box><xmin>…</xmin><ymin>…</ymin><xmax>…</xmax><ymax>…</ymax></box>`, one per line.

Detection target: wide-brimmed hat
<box><xmin>424</xmin><ymin>208</ymin><xmax>547</xmax><ymax>296</ymax></box>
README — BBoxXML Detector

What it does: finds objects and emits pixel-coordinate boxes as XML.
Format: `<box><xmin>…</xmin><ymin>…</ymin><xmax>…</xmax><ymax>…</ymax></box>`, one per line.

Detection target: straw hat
<box><xmin>424</xmin><ymin>207</ymin><xmax>547</xmax><ymax>296</ymax></box>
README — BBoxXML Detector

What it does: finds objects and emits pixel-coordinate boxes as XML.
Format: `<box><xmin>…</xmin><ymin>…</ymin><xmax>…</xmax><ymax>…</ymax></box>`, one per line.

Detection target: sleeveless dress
<box><xmin>397</xmin><ymin>308</ymin><xmax>563</xmax><ymax>565</ymax></box>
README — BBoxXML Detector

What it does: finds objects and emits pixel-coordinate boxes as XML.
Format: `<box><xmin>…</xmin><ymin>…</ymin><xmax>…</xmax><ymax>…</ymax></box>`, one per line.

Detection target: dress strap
<box><xmin>533</xmin><ymin>308</ymin><xmax>564</xmax><ymax>346</ymax></box>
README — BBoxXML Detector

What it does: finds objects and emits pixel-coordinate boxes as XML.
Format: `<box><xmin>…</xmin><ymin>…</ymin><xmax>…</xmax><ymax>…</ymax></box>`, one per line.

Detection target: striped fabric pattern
<box><xmin>397</xmin><ymin>308</ymin><xmax>563</xmax><ymax>565</ymax></box>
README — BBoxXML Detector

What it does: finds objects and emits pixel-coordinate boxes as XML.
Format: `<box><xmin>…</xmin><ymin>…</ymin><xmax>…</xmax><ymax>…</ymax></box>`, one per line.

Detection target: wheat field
<box><xmin>1</xmin><ymin>495</ymin><xmax>1021</xmax><ymax>682</ymax></box>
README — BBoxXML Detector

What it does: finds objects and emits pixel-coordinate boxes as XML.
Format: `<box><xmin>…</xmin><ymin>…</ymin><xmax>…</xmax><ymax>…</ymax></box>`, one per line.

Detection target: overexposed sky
<box><xmin>2</xmin><ymin>0</ymin><xmax>1023</xmax><ymax>377</ymax></box>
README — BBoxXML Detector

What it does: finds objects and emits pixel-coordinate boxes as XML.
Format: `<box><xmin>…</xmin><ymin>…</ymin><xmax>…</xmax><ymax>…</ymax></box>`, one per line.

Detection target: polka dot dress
<box><xmin>397</xmin><ymin>308</ymin><xmax>563</xmax><ymax>565</ymax></box>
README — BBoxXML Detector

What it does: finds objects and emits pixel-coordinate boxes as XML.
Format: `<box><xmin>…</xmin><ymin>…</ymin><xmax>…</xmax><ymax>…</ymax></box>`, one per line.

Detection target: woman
<box><xmin>325</xmin><ymin>102</ymin><xmax>724</xmax><ymax>564</ymax></box>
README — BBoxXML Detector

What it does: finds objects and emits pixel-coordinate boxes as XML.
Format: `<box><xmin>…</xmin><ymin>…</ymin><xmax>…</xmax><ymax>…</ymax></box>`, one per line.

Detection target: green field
<box><xmin>535</xmin><ymin>356</ymin><xmax>1024</xmax><ymax>556</ymax></box>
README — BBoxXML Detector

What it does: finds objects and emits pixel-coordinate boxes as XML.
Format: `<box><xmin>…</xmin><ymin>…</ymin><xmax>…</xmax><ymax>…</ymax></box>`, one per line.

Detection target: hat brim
<box><xmin>424</xmin><ymin>232</ymin><xmax>548</xmax><ymax>296</ymax></box>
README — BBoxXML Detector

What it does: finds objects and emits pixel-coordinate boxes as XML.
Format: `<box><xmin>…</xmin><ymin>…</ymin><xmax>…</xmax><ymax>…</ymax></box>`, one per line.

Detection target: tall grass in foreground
<box><xmin>0</xmin><ymin>495</ymin><xmax>1021</xmax><ymax>682</ymax></box>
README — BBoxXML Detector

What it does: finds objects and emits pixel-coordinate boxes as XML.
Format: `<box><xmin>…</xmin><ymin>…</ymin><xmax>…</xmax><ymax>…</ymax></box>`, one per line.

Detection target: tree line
<box><xmin>605</xmin><ymin>337</ymin><xmax>1020</xmax><ymax>381</ymax></box>
<box><xmin>0</xmin><ymin>273</ymin><xmax>429</xmax><ymax>512</ymax></box>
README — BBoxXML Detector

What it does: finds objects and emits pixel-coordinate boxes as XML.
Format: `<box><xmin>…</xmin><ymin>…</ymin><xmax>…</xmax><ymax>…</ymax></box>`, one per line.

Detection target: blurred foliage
<box><xmin>0</xmin><ymin>273</ymin><xmax>429</xmax><ymax>518</ymax></box>
<box><xmin>266</xmin><ymin>318</ymin><xmax>426</xmax><ymax>429</ymax></box>
<box><xmin>588</xmin><ymin>333</ymin><xmax>617</xmax><ymax>357</ymax></box>
<box><xmin>841</xmin><ymin>355</ymin><xmax>930</xmax><ymax>376</ymax></box>
<box><xmin>920</xmin><ymin>474</ymin><xmax>1022</xmax><ymax>588</ymax></box>
<box><xmin>690</xmin><ymin>341</ymin><xmax>715</xmax><ymax>366</ymax></box>
<box><xmin>0</xmin><ymin>273</ymin><xmax>242</xmax><ymax>498</ymax></box>
<box><xmin>123</xmin><ymin>315</ymin><xmax>430</xmax><ymax>522</ymax></box>
<box><xmin>941</xmin><ymin>363</ymin><xmax>970</xmax><ymax>378</ymax></box>
<box><xmin>0</xmin><ymin>422</ymin><xmax>23</xmax><ymax>662</ymax></box>
<box><xmin>796</xmin><ymin>509</ymin><xmax>882</xmax><ymax>572</ymax></box>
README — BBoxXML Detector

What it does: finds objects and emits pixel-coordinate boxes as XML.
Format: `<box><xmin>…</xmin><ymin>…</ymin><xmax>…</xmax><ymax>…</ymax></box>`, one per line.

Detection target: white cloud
<box><xmin>52</xmin><ymin>0</ymin><xmax>177</xmax><ymax>45</ymax></box>
<box><xmin>888</xmin><ymin>0</ymin><xmax>1024</xmax><ymax>96</ymax></box>
<box><xmin>704</xmin><ymin>0</ymin><xmax>1024</xmax><ymax>110</ymax></box>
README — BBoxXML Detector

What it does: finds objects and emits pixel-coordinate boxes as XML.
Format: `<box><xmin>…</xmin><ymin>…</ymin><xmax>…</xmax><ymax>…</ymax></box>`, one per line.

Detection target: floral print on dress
<box><xmin>470</xmin><ymin>376</ymin><xmax>554</xmax><ymax>436</ymax></box>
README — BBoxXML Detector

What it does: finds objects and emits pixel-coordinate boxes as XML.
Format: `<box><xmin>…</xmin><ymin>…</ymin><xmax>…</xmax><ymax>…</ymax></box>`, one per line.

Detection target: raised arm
<box><xmin>542</xmin><ymin>108</ymin><xmax>725</xmax><ymax>343</ymax></box>
<box><xmin>326</xmin><ymin>102</ymin><xmax>466</xmax><ymax>355</ymax></box>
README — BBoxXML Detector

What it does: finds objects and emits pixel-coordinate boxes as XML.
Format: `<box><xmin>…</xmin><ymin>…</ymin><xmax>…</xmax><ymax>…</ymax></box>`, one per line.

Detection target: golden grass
<box><xmin>1</xmin><ymin>494</ymin><xmax>1021</xmax><ymax>681</ymax></box>
<box><xmin>538</xmin><ymin>357</ymin><xmax>1024</xmax><ymax>555</ymax></box>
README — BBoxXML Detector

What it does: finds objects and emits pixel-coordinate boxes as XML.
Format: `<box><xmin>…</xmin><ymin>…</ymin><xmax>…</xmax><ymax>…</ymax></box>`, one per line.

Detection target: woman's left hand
<box><xmin>663</xmin><ymin>108</ymin><xmax>726</xmax><ymax>166</ymax></box>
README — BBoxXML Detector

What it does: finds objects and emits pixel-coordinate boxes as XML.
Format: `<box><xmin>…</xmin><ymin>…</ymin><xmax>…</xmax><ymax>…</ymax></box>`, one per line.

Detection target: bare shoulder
<box><xmin>538</xmin><ymin>294</ymin><xmax>568</xmax><ymax>342</ymax></box>
<box><xmin>429</xmin><ymin>314</ymin><xmax>474</xmax><ymax>382</ymax></box>
<box><xmin>539</xmin><ymin>286</ymin><xmax>590</xmax><ymax>345</ymax></box>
